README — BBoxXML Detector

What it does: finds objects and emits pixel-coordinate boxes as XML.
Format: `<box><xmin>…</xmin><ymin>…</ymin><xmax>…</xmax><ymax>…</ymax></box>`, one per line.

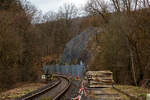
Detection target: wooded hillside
<box><xmin>85</xmin><ymin>0</ymin><xmax>150</xmax><ymax>85</ymax></box>
<box><xmin>0</xmin><ymin>0</ymin><xmax>150</xmax><ymax>91</ymax></box>
<box><xmin>0</xmin><ymin>0</ymin><xmax>82</xmax><ymax>90</ymax></box>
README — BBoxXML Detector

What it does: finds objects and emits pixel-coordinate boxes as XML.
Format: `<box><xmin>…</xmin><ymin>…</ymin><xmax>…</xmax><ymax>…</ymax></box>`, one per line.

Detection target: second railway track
<box><xmin>16</xmin><ymin>75</ymin><xmax>71</xmax><ymax>100</ymax></box>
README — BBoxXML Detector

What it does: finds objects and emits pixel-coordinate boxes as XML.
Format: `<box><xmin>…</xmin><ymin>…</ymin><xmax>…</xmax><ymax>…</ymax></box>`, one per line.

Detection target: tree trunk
<box><xmin>126</xmin><ymin>37</ymin><xmax>137</xmax><ymax>86</ymax></box>
<box><xmin>129</xmin><ymin>46</ymin><xmax>137</xmax><ymax>86</ymax></box>
<box><xmin>135</xmin><ymin>45</ymin><xmax>143</xmax><ymax>85</ymax></box>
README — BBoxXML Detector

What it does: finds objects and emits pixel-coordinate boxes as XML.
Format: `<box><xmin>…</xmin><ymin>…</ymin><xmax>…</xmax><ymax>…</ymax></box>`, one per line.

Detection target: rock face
<box><xmin>60</xmin><ymin>27</ymin><xmax>99</xmax><ymax>64</ymax></box>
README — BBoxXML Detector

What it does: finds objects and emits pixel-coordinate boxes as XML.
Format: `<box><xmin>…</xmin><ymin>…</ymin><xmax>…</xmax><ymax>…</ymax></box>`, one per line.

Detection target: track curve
<box><xmin>16</xmin><ymin>75</ymin><xmax>71</xmax><ymax>100</ymax></box>
<box><xmin>33</xmin><ymin>75</ymin><xmax>71</xmax><ymax>100</ymax></box>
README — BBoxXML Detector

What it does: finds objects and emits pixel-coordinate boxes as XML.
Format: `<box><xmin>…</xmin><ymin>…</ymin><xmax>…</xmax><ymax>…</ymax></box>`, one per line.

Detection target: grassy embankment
<box><xmin>0</xmin><ymin>83</ymin><xmax>46</xmax><ymax>100</ymax></box>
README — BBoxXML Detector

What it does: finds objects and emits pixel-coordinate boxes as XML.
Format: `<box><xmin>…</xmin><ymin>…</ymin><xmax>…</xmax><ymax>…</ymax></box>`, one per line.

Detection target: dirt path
<box><xmin>83</xmin><ymin>88</ymin><xmax>121</xmax><ymax>100</ymax></box>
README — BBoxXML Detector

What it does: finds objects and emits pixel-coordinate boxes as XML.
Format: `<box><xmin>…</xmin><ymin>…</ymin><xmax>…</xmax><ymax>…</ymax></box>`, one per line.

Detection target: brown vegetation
<box><xmin>84</xmin><ymin>0</ymin><xmax>150</xmax><ymax>85</ymax></box>
<box><xmin>0</xmin><ymin>0</ymin><xmax>40</xmax><ymax>89</ymax></box>
<box><xmin>0</xmin><ymin>82</ymin><xmax>46</xmax><ymax>100</ymax></box>
<box><xmin>0</xmin><ymin>1</ymin><xmax>81</xmax><ymax>91</ymax></box>
<box><xmin>1</xmin><ymin>0</ymin><xmax>150</xmax><ymax>91</ymax></box>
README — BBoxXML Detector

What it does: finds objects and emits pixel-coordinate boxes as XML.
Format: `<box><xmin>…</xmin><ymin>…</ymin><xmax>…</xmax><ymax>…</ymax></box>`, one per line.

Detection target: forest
<box><xmin>0</xmin><ymin>0</ymin><xmax>85</xmax><ymax>91</ymax></box>
<box><xmin>0</xmin><ymin>0</ymin><xmax>150</xmax><ymax>92</ymax></box>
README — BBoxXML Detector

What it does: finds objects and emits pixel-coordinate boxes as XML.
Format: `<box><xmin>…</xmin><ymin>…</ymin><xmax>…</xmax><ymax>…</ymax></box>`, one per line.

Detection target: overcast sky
<box><xmin>26</xmin><ymin>0</ymin><xmax>88</xmax><ymax>14</ymax></box>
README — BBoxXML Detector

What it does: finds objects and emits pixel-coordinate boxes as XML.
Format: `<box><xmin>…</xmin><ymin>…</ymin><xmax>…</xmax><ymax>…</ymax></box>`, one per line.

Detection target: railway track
<box><xmin>16</xmin><ymin>75</ymin><xmax>71</xmax><ymax>100</ymax></box>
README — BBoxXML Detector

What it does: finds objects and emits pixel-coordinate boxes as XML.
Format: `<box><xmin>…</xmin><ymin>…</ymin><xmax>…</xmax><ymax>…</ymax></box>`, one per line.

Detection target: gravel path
<box><xmin>60</xmin><ymin>79</ymin><xmax>121</xmax><ymax>100</ymax></box>
<box><xmin>59</xmin><ymin>80</ymin><xmax>81</xmax><ymax>100</ymax></box>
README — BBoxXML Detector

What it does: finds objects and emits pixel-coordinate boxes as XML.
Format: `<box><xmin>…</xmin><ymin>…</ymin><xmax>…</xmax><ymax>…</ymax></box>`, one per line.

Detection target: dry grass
<box><xmin>88</xmin><ymin>87</ymin><xmax>128</xmax><ymax>99</ymax></box>
<box><xmin>0</xmin><ymin>83</ymin><xmax>46</xmax><ymax>100</ymax></box>
<box><xmin>114</xmin><ymin>85</ymin><xmax>150</xmax><ymax>99</ymax></box>
<box><xmin>88</xmin><ymin>85</ymin><xmax>150</xmax><ymax>100</ymax></box>
<box><xmin>104</xmin><ymin>87</ymin><xmax>130</xmax><ymax>100</ymax></box>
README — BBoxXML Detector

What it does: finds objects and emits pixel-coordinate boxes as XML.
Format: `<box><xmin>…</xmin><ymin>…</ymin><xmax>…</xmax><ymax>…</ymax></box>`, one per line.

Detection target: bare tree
<box><xmin>58</xmin><ymin>3</ymin><xmax>78</xmax><ymax>24</ymax></box>
<box><xmin>43</xmin><ymin>11</ymin><xmax>57</xmax><ymax>22</ymax></box>
<box><xmin>110</xmin><ymin>0</ymin><xmax>150</xmax><ymax>12</ymax></box>
<box><xmin>85</xmin><ymin>0</ymin><xmax>109</xmax><ymax>23</ymax></box>
<box><xmin>85</xmin><ymin>0</ymin><xmax>109</xmax><ymax>15</ymax></box>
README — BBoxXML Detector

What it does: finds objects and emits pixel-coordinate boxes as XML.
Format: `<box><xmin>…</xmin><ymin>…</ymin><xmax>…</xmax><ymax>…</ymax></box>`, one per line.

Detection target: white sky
<box><xmin>26</xmin><ymin>0</ymin><xmax>88</xmax><ymax>14</ymax></box>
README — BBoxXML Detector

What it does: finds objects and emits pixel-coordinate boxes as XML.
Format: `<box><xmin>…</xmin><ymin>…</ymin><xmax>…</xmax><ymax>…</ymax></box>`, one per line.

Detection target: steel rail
<box><xmin>16</xmin><ymin>75</ymin><xmax>71</xmax><ymax>100</ymax></box>
<box><xmin>53</xmin><ymin>75</ymin><xmax>71</xmax><ymax>100</ymax></box>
